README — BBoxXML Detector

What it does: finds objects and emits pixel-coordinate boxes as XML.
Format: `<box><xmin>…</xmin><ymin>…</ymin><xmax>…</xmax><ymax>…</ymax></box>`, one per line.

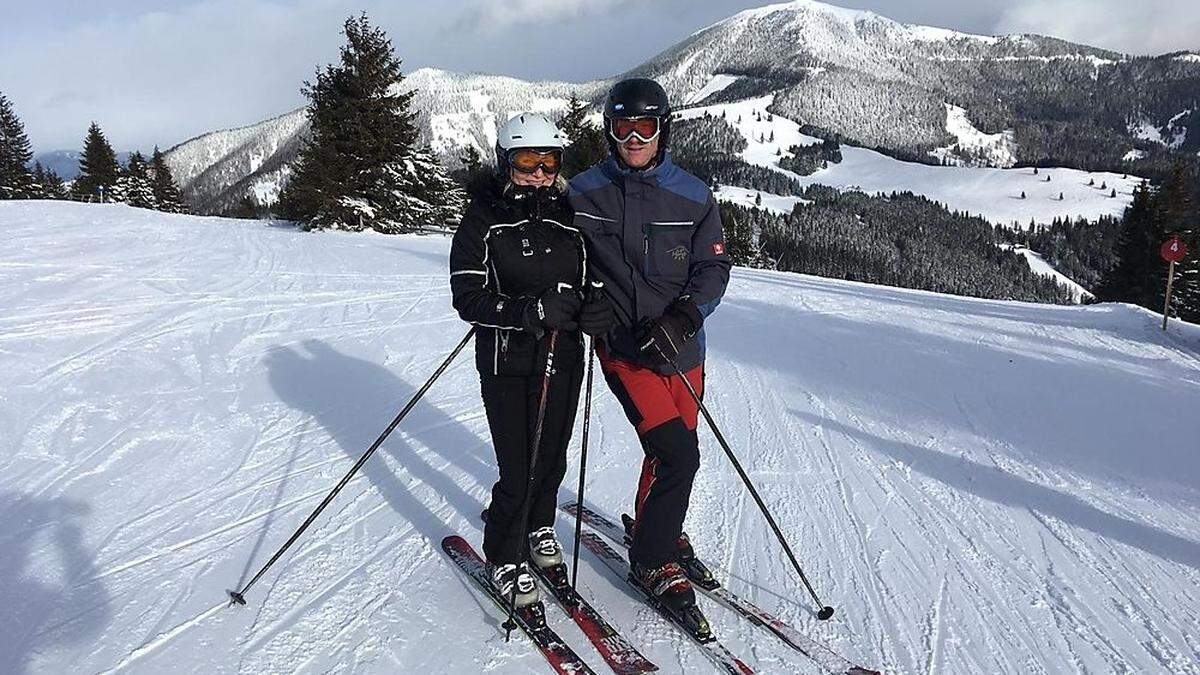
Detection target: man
<box><xmin>569</xmin><ymin>78</ymin><xmax>731</xmax><ymax>619</ymax></box>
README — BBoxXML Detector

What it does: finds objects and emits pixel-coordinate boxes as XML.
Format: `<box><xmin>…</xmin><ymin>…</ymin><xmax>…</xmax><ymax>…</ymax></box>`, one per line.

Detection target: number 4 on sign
<box><xmin>1160</xmin><ymin>236</ymin><xmax>1189</xmax><ymax>331</ymax></box>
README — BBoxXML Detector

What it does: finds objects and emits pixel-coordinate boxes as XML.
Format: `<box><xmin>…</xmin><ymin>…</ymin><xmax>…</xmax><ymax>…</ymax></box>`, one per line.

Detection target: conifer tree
<box><xmin>76</xmin><ymin>122</ymin><xmax>121</xmax><ymax>200</ymax></box>
<box><xmin>0</xmin><ymin>92</ymin><xmax>36</xmax><ymax>199</ymax></box>
<box><xmin>558</xmin><ymin>94</ymin><xmax>607</xmax><ymax>178</ymax></box>
<box><xmin>1096</xmin><ymin>182</ymin><xmax>1163</xmax><ymax>309</ymax></box>
<box><xmin>29</xmin><ymin>161</ymin><xmax>47</xmax><ymax>197</ymax></box>
<box><xmin>277</xmin><ymin>14</ymin><xmax>464</xmax><ymax>232</ymax></box>
<box><xmin>40</xmin><ymin>164</ymin><xmax>67</xmax><ymax>199</ymax></box>
<box><xmin>113</xmin><ymin>151</ymin><xmax>157</xmax><ymax>209</ymax></box>
<box><xmin>453</xmin><ymin>144</ymin><xmax>493</xmax><ymax>198</ymax></box>
<box><xmin>150</xmin><ymin>147</ymin><xmax>187</xmax><ymax>213</ymax></box>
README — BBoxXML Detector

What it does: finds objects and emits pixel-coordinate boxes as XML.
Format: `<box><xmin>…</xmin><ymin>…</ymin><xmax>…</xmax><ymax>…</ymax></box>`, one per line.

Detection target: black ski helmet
<box><xmin>604</xmin><ymin>78</ymin><xmax>672</xmax><ymax>164</ymax></box>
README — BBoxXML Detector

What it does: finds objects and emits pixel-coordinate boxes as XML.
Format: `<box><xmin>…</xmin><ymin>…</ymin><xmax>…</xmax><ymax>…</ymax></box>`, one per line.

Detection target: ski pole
<box><xmin>571</xmin><ymin>282</ymin><xmax>603</xmax><ymax>591</ymax></box>
<box><xmin>504</xmin><ymin>327</ymin><xmax>561</xmax><ymax>640</ymax></box>
<box><xmin>228</xmin><ymin>327</ymin><xmax>477</xmax><ymax>607</ymax></box>
<box><xmin>656</xmin><ymin>344</ymin><xmax>836</xmax><ymax>621</ymax></box>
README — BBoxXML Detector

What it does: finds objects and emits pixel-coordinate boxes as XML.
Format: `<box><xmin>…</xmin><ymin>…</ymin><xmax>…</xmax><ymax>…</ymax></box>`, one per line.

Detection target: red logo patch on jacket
<box><xmin>712</xmin><ymin>242</ymin><xmax>726</xmax><ymax>256</ymax></box>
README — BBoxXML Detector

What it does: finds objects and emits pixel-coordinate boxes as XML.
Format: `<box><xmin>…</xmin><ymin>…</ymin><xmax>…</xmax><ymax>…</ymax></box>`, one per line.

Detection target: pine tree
<box><xmin>231</xmin><ymin>195</ymin><xmax>263</xmax><ymax>220</ymax></box>
<box><xmin>76</xmin><ymin>122</ymin><xmax>121</xmax><ymax>200</ymax></box>
<box><xmin>558</xmin><ymin>94</ymin><xmax>608</xmax><ymax>178</ymax></box>
<box><xmin>1096</xmin><ymin>182</ymin><xmax>1163</xmax><ymax>309</ymax></box>
<box><xmin>452</xmin><ymin>144</ymin><xmax>494</xmax><ymax>198</ymax></box>
<box><xmin>276</xmin><ymin>14</ymin><xmax>464</xmax><ymax>232</ymax></box>
<box><xmin>149</xmin><ymin>147</ymin><xmax>187</xmax><ymax>212</ymax></box>
<box><xmin>0</xmin><ymin>91</ymin><xmax>36</xmax><ymax>199</ymax></box>
<box><xmin>40</xmin><ymin>164</ymin><xmax>66</xmax><ymax>199</ymax></box>
<box><xmin>113</xmin><ymin>151</ymin><xmax>157</xmax><ymax>209</ymax></box>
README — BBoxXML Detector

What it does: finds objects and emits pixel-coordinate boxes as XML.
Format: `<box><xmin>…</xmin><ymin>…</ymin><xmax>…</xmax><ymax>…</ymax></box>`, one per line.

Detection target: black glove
<box><xmin>523</xmin><ymin>288</ymin><xmax>581</xmax><ymax>335</ymax></box>
<box><xmin>638</xmin><ymin>297</ymin><xmax>704</xmax><ymax>363</ymax></box>
<box><xmin>578</xmin><ymin>292</ymin><xmax>615</xmax><ymax>337</ymax></box>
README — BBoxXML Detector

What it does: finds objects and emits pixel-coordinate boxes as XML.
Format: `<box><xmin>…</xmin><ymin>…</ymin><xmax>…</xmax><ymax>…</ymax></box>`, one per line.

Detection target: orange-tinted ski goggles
<box><xmin>508</xmin><ymin>148</ymin><xmax>563</xmax><ymax>174</ymax></box>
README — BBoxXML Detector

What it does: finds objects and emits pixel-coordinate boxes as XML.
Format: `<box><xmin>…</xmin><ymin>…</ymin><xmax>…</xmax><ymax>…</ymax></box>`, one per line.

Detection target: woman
<box><xmin>449</xmin><ymin>113</ymin><xmax>613</xmax><ymax>607</ymax></box>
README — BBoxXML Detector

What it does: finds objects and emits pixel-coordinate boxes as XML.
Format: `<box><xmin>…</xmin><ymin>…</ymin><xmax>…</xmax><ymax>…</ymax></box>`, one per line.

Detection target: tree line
<box><xmin>0</xmin><ymin>92</ymin><xmax>187</xmax><ymax>213</ymax></box>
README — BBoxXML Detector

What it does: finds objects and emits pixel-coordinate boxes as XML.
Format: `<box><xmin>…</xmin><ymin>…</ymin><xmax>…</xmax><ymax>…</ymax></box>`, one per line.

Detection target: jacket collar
<box><xmin>601</xmin><ymin>151</ymin><xmax>676</xmax><ymax>183</ymax></box>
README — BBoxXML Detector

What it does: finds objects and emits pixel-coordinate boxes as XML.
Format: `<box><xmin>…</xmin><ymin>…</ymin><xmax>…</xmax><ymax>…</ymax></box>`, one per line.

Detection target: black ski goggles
<box><xmin>507</xmin><ymin>148</ymin><xmax>563</xmax><ymax>174</ymax></box>
<box><xmin>609</xmin><ymin>116</ymin><xmax>661</xmax><ymax>144</ymax></box>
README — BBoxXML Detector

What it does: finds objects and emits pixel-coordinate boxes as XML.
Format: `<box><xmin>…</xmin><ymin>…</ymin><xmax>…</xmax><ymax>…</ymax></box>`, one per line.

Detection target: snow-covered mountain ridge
<box><xmin>163</xmin><ymin>69</ymin><xmax>603</xmax><ymax>214</ymax></box>
<box><xmin>2</xmin><ymin>201</ymin><xmax>1198</xmax><ymax>674</ymax></box>
<box><xmin>164</xmin><ymin>0</ymin><xmax>1198</xmax><ymax>218</ymax></box>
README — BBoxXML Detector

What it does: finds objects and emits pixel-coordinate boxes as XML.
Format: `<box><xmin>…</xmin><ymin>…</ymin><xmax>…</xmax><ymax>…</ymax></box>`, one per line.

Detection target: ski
<box><xmin>478</xmin><ymin>509</ymin><xmax>657</xmax><ymax>674</ymax></box>
<box><xmin>578</xmin><ymin>530</ymin><xmax>754</xmax><ymax>675</ymax></box>
<box><xmin>442</xmin><ymin>535</ymin><xmax>597</xmax><ymax>675</ymax></box>
<box><xmin>531</xmin><ymin>561</ymin><xmax>660</xmax><ymax>674</ymax></box>
<box><xmin>562</xmin><ymin>503</ymin><xmax>882</xmax><ymax>675</ymax></box>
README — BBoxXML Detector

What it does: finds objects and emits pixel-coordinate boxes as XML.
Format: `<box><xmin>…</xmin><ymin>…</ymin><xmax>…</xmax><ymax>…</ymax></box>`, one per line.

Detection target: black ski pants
<box><xmin>481</xmin><ymin>361</ymin><xmax>584</xmax><ymax>565</ymax></box>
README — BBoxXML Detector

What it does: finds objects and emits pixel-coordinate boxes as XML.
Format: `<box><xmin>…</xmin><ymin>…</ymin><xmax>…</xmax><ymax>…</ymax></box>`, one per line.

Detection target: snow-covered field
<box><xmin>2</xmin><ymin>202</ymin><xmax>1199</xmax><ymax>674</ymax></box>
<box><xmin>680</xmin><ymin>95</ymin><xmax>1143</xmax><ymax>228</ymax></box>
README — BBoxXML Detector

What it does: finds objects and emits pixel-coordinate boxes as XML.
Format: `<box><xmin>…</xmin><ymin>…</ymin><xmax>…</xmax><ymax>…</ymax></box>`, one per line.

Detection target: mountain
<box><xmin>164</xmin><ymin>69</ymin><xmax>604</xmax><ymax>214</ymax></box>
<box><xmin>628</xmin><ymin>0</ymin><xmax>1198</xmax><ymax>170</ymax></box>
<box><xmin>2</xmin><ymin>200</ymin><xmax>1197</xmax><ymax>673</ymax></box>
<box><xmin>32</xmin><ymin>150</ymin><xmax>135</xmax><ymax>181</ymax></box>
<box><xmin>164</xmin><ymin>0</ymin><xmax>1199</xmax><ymax>221</ymax></box>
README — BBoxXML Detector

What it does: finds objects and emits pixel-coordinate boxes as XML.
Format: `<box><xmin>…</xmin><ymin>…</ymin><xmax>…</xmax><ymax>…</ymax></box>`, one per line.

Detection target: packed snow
<box><xmin>714</xmin><ymin>185</ymin><xmax>809</xmax><ymax>215</ymax></box>
<box><xmin>1003</xmin><ymin>245</ymin><xmax>1093</xmax><ymax>302</ymax></box>
<box><xmin>2</xmin><ymin>202</ymin><xmax>1198</xmax><ymax>674</ymax></box>
<box><xmin>677</xmin><ymin>96</ymin><xmax>1143</xmax><ymax>227</ymax></box>
<box><xmin>929</xmin><ymin>103</ymin><xmax>1017</xmax><ymax>168</ymax></box>
<box><xmin>686</xmin><ymin>75</ymin><xmax>741</xmax><ymax>105</ymax></box>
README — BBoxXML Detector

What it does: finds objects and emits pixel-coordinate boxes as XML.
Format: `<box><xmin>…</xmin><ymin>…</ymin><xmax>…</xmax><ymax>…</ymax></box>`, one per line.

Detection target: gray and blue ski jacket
<box><xmin>569</xmin><ymin>153</ymin><xmax>730</xmax><ymax>373</ymax></box>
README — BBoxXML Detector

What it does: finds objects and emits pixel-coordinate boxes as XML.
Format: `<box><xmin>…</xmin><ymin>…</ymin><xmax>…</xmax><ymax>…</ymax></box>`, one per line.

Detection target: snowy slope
<box><xmin>681</xmin><ymin>96</ymin><xmax>1142</xmax><ymax>227</ymax></box>
<box><xmin>3</xmin><ymin>202</ymin><xmax>1199</xmax><ymax>674</ymax></box>
<box><xmin>1004</xmin><ymin>245</ymin><xmax>1093</xmax><ymax>302</ymax></box>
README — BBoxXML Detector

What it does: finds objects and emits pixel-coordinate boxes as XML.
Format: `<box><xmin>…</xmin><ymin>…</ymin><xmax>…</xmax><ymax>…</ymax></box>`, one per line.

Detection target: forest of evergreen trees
<box><xmin>1093</xmin><ymin>165</ymin><xmax>1199</xmax><ymax>322</ymax></box>
<box><xmin>720</xmin><ymin>189</ymin><xmax>1078</xmax><ymax>304</ymax></box>
<box><xmin>998</xmin><ymin>215</ymin><xmax>1123</xmax><ymax>293</ymax></box>
<box><xmin>0</xmin><ymin>92</ymin><xmax>187</xmax><ymax>213</ymax></box>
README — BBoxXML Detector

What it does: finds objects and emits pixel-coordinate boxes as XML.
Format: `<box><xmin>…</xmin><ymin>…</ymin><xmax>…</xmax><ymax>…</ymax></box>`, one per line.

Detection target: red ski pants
<box><xmin>598</xmin><ymin>348</ymin><xmax>704</xmax><ymax>567</ymax></box>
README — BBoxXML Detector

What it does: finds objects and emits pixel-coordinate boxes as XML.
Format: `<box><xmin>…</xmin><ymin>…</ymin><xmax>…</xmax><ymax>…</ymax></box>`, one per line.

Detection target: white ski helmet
<box><xmin>495</xmin><ymin>112</ymin><xmax>568</xmax><ymax>171</ymax></box>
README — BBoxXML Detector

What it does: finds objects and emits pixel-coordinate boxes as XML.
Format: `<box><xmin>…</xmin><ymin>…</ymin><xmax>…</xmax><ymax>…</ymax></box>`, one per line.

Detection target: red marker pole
<box><xmin>1160</xmin><ymin>236</ymin><xmax>1189</xmax><ymax>331</ymax></box>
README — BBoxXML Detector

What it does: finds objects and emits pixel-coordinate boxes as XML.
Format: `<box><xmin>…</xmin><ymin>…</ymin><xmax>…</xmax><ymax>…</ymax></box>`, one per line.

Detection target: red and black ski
<box><xmin>578</xmin><ymin>530</ymin><xmax>754</xmax><ymax>675</ymax></box>
<box><xmin>562</xmin><ymin>503</ymin><xmax>882</xmax><ymax>675</ymax></box>
<box><xmin>442</xmin><ymin>535</ymin><xmax>596</xmax><ymax>675</ymax></box>
<box><xmin>531</xmin><ymin>561</ymin><xmax>659</xmax><ymax>674</ymax></box>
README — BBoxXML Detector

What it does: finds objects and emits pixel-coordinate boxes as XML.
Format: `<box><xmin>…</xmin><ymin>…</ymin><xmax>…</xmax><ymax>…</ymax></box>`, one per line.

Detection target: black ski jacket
<box><xmin>450</xmin><ymin>180</ymin><xmax>587</xmax><ymax>376</ymax></box>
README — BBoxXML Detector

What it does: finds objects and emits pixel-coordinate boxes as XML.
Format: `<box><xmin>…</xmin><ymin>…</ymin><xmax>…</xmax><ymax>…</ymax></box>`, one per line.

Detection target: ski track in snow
<box><xmin>1</xmin><ymin>201</ymin><xmax>1199</xmax><ymax>674</ymax></box>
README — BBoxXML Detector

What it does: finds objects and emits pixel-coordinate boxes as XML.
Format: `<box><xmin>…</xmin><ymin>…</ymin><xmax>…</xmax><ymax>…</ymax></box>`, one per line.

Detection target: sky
<box><xmin>2</xmin><ymin>0</ymin><xmax>1197</xmax><ymax>155</ymax></box>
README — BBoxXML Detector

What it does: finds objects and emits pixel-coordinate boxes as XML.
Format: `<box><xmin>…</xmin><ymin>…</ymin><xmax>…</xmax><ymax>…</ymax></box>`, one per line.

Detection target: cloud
<box><xmin>995</xmin><ymin>0</ymin><xmax>1200</xmax><ymax>55</ymax></box>
<box><xmin>456</xmin><ymin>0</ymin><xmax>639</xmax><ymax>31</ymax></box>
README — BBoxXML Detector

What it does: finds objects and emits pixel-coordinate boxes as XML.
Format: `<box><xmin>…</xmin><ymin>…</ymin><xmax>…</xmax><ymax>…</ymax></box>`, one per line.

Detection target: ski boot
<box><xmin>621</xmin><ymin>513</ymin><xmax>718</xmax><ymax>591</ymax></box>
<box><xmin>528</xmin><ymin>526</ymin><xmax>572</xmax><ymax>589</ymax></box>
<box><xmin>489</xmin><ymin>562</ymin><xmax>540</xmax><ymax>609</ymax></box>
<box><xmin>630</xmin><ymin>560</ymin><xmax>713</xmax><ymax>641</ymax></box>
